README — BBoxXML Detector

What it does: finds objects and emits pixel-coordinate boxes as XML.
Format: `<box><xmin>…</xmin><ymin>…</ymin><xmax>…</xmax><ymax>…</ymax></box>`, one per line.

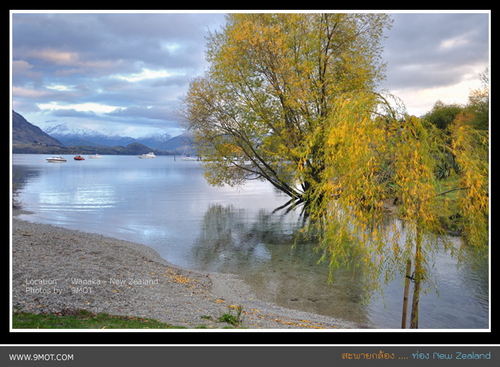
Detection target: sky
<box><xmin>11</xmin><ymin>11</ymin><xmax>490</xmax><ymax>138</ymax></box>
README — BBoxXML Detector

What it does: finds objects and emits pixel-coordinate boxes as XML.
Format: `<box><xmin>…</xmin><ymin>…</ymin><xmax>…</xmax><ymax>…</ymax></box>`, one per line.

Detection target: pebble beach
<box><xmin>12</xmin><ymin>210</ymin><xmax>369</xmax><ymax>329</ymax></box>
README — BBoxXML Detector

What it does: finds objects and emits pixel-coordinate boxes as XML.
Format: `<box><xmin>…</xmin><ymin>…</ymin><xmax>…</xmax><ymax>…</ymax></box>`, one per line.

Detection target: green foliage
<box><xmin>217</xmin><ymin>305</ymin><xmax>244</xmax><ymax>327</ymax></box>
<box><xmin>12</xmin><ymin>310</ymin><xmax>182</xmax><ymax>329</ymax></box>
<box><xmin>466</xmin><ymin>67</ymin><xmax>489</xmax><ymax>131</ymax></box>
<box><xmin>422</xmin><ymin>101</ymin><xmax>463</xmax><ymax>130</ymax></box>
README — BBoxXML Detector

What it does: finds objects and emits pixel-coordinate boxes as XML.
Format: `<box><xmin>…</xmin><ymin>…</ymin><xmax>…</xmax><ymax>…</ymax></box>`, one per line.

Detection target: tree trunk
<box><xmin>410</xmin><ymin>275</ymin><xmax>421</xmax><ymax>329</ymax></box>
<box><xmin>401</xmin><ymin>260</ymin><xmax>412</xmax><ymax>329</ymax></box>
<box><xmin>409</xmin><ymin>226</ymin><xmax>423</xmax><ymax>329</ymax></box>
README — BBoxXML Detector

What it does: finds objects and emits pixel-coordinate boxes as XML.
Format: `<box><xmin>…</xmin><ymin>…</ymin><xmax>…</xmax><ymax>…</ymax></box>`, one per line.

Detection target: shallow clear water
<box><xmin>12</xmin><ymin>154</ymin><xmax>489</xmax><ymax>329</ymax></box>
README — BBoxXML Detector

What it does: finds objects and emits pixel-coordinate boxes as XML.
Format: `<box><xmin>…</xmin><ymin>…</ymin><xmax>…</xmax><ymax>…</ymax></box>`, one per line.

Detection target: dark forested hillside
<box><xmin>12</xmin><ymin>111</ymin><xmax>65</xmax><ymax>153</ymax></box>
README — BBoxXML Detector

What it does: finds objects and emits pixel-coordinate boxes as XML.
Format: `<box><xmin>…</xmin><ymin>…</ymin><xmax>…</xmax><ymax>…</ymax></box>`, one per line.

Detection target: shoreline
<box><xmin>11</xmin><ymin>210</ymin><xmax>372</xmax><ymax>329</ymax></box>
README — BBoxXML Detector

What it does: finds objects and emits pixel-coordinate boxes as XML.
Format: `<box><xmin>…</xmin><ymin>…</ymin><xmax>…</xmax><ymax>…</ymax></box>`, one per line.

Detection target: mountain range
<box><xmin>42</xmin><ymin>123</ymin><xmax>172</xmax><ymax>149</ymax></box>
<box><xmin>11</xmin><ymin>110</ymin><xmax>196</xmax><ymax>155</ymax></box>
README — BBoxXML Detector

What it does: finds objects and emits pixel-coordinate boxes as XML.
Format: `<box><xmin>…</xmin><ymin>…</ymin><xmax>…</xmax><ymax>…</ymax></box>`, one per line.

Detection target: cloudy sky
<box><xmin>11</xmin><ymin>11</ymin><xmax>490</xmax><ymax>138</ymax></box>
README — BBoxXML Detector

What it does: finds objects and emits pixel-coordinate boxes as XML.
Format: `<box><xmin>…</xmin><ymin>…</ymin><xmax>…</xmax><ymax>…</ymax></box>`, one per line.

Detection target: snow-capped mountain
<box><xmin>137</xmin><ymin>132</ymin><xmax>174</xmax><ymax>150</ymax></box>
<box><xmin>42</xmin><ymin>123</ymin><xmax>171</xmax><ymax>149</ymax></box>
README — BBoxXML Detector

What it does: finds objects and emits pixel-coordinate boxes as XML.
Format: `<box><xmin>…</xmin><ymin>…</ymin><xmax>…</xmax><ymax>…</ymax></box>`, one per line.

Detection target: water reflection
<box><xmin>192</xmin><ymin>203</ymin><xmax>373</xmax><ymax>325</ymax></box>
<box><xmin>191</xmin><ymin>202</ymin><xmax>489</xmax><ymax>328</ymax></box>
<box><xmin>457</xmin><ymin>246</ymin><xmax>490</xmax><ymax>313</ymax></box>
<box><xmin>193</xmin><ymin>204</ymin><xmax>295</xmax><ymax>271</ymax></box>
<box><xmin>12</xmin><ymin>165</ymin><xmax>41</xmax><ymax>203</ymax></box>
<box><xmin>12</xmin><ymin>154</ymin><xmax>489</xmax><ymax>328</ymax></box>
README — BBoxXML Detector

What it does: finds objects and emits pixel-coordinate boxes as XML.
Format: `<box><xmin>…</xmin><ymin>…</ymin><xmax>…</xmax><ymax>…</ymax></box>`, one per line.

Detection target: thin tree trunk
<box><xmin>410</xmin><ymin>275</ymin><xmax>421</xmax><ymax>329</ymax></box>
<box><xmin>410</xmin><ymin>226</ymin><xmax>422</xmax><ymax>329</ymax></box>
<box><xmin>401</xmin><ymin>260</ymin><xmax>412</xmax><ymax>329</ymax></box>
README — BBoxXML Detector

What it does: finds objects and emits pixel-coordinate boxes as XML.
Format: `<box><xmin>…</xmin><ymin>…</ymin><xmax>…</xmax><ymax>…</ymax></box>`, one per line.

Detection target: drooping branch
<box><xmin>433</xmin><ymin>187</ymin><xmax>470</xmax><ymax>198</ymax></box>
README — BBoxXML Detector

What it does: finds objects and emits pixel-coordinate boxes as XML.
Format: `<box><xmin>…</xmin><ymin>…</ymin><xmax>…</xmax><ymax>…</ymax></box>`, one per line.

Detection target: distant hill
<box><xmin>52</xmin><ymin>143</ymin><xmax>163</xmax><ymax>156</ymax></box>
<box><xmin>83</xmin><ymin>142</ymin><xmax>160</xmax><ymax>156</ymax></box>
<box><xmin>156</xmin><ymin>132</ymin><xmax>197</xmax><ymax>155</ymax></box>
<box><xmin>12</xmin><ymin>111</ymin><xmax>65</xmax><ymax>153</ymax></box>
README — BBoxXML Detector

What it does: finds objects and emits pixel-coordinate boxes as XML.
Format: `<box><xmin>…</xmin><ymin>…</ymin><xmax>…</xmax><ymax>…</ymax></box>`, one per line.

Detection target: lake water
<box><xmin>11</xmin><ymin>154</ymin><xmax>489</xmax><ymax>329</ymax></box>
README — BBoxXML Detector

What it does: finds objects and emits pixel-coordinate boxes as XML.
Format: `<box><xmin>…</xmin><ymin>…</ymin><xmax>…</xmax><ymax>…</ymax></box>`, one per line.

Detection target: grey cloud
<box><xmin>106</xmin><ymin>105</ymin><xmax>176</xmax><ymax>121</ymax></box>
<box><xmin>12</xmin><ymin>13</ymin><xmax>224</xmax><ymax>80</ymax></box>
<box><xmin>50</xmin><ymin>109</ymin><xmax>97</xmax><ymax>118</ymax></box>
<box><xmin>382</xmin><ymin>12</ymin><xmax>489</xmax><ymax>90</ymax></box>
<box><xmin>151</xmin><ymin>74</ymin><xmax>191</xmax><ymax>88</ymax></box>
<box><xmin>12</xmin><ymin>12</ymin><xmax>488</xmax><ymax>137</ymax></box>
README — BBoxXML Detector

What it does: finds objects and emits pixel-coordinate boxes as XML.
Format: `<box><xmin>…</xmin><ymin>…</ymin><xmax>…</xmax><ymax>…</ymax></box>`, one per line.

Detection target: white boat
<box><xmin>181</xmin><ymin>148</ymin><xmax>197</xmax><ymax>161</ymax></box>
<box><xmin>46</xmin><ymin>156</ymin><xmax>67</xmax><ymax>163</ymax></box>
<box><xmin>138</xmin><ymin>152</ymin><xmax>156</xmax><ymax>159</ymax></box>
<box><xmin>88</xmin><ymin>154</ymin><xmax>103</xmax><ymax>159</ymax></box>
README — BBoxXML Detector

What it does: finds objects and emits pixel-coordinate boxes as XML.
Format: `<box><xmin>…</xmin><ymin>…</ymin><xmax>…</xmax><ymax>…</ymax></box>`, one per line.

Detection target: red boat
<box><xmin>74</xmin><ymin>155</ymin><xmax>85</xmax><ymax>161</ymax></box>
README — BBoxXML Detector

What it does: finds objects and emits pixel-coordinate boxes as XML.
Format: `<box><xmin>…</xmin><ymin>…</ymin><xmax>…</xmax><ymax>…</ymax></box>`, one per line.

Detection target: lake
<box><xmin>11</xmin><ymin>154</ymin><xmax>489</xmax><ymax>329</ymax></box>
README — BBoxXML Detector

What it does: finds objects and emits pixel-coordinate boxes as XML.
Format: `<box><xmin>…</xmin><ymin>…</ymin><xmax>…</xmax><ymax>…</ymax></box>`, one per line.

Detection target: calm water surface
<box><xmin>12</xmin><ymin>154</ymin><xmax>489</xmax><ymax>329</ymax></box>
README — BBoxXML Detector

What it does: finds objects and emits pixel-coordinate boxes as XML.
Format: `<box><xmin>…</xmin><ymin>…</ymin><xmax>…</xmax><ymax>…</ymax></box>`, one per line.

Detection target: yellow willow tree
<box><xmin>303</xmin><ymin>91</ymin><xmax>488</xmax><ymax>328</ymax></box>
<box><xmin>180</xmin><ymin>13</ymin><xmax>392</xmax><ymax>208</ymax></box>
<box><xmin>180</xmin><ymin>13</ymin><xmax>488</xmax><ymax>328</ymax></box>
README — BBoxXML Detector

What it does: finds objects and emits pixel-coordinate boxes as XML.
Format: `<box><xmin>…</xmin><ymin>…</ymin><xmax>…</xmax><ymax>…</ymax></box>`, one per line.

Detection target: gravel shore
<box><xmin>12</xmin><ymin>211</ymin><xmax>369</xmax><ymax>329</ymax></box>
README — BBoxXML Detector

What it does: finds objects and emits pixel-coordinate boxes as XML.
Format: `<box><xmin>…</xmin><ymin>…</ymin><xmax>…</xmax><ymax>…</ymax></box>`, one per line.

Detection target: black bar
<box><xmin>1</xmin><ymin>346</ymin><xmax>499</xmax><ymax>367</ymax></box>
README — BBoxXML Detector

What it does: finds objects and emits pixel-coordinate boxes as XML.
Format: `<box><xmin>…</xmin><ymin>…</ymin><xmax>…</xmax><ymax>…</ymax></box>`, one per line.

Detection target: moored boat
<box><xmin>138</xmin><ymin>152</ymin><xmax>156</xmax><ymax>159</ymax></box>
<box><xmin>74</xmin><ymin>155</ymin><xmax>85</xmax><ymax>161</ymax></box>
<box><xmin>46</xmin><ymin>156</ymin><xmax>67</xmax><ymax>163</ymax></box>
<box><xmin>88</xmin><ymin>154</ymin><xmax>103</xmax><ymax>159</ymax></box>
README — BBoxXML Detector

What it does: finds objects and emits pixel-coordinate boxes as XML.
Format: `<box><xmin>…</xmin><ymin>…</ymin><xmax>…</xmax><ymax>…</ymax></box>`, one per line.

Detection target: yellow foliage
<box><xmin>179</xmin><ymin>13</ymin><xmax>488</xmax><ymax>299</ymax></box>
<box><xmin>180</xmin><ymin>13</ymin><xmax>392</xmax><ymax>200</ymax></box>
<box><xmin>304</xmin><ymin>91</ymin><xmax>488</xmax><ymax>294</ymax></box>
<box><xmin>450</xmin><ymin>117</ymin><xmax>489</xmax><ymax>251</ymax></box>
